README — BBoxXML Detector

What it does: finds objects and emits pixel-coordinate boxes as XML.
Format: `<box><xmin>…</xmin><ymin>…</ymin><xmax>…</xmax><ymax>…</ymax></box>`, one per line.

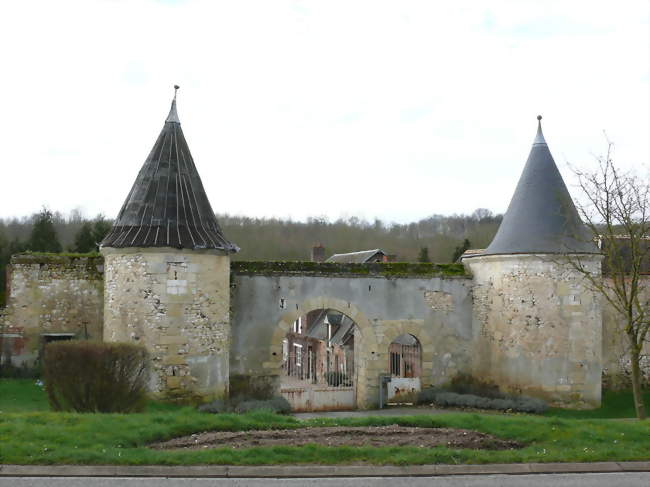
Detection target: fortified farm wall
<box><xmin>465</xmin><ymin>254</ymin><xmax>603</xmax><ymax>408</ymax></box>
<box><xmin>229</xmin><ymin>262</ymin><xmax>473</xmax><ymax>409</ymax></box>
<box><xmin>0</xmin><ymin>254</ymin><xmax>104</xmax><ymax>368</ymax></box>
<box><xmin>602</xmin><ymin>276</ymin><xmax>650</xmax><ymax>390</ymax></box>
<box><xmin>1</xmin><ymin>254</ymin><xmax>648</xmax><ymax>409</ymax></box>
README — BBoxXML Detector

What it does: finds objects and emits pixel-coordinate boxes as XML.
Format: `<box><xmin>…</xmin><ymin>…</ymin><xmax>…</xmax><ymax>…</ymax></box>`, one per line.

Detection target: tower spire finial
<box><xmin>533</xmin><ymin>114</ymin><xmax>546</xmax><ymax>145</ymax></box>
<box><xmin>166</xmin><ymin>85</ymin><xmax>180</xmax><ymax>124</ymax></box>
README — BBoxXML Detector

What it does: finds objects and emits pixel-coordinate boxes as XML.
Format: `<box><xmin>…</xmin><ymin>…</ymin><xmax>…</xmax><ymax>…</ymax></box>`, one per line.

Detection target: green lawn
<box><xmin>0</xmin><ymin>379</ymin><xmax>50</xmax><ymax>413</ymax></box>
<box><xmin>1</xmin><ymin>379</ymin><xmax>648</xmax><ymax>466</ymax></box>
<box><xmin>545</xmin><ymin>389</ymin><xmax>650</xmax><ymax>419</ymax></box>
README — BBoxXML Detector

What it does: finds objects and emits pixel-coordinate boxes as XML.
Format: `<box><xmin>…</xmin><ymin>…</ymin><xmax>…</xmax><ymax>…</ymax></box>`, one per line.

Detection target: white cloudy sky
<box><xmin>1</xmin><ymin>0</ymin><xmax>648</xmax><ymax>223</ymax></box>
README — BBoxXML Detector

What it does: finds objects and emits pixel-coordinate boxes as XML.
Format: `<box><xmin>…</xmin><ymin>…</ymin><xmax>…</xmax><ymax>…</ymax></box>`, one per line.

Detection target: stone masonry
<box><xmin>0</xmin><ymin>254</ymin><xmax>104</xmax><ymax>368</ymax></box>
<box><xmin>466</xmin><ymin>254</ymin><xmax>603</xmax><ymax>408</ymax></box>
<box><xmin>101</xmin><ymin>248</ymin><xmax>231</xmax><ymax>400</ymax></box>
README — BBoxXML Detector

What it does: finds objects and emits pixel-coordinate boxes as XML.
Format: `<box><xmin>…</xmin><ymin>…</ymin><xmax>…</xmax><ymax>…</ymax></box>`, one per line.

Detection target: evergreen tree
<box><xmin>27</xmin><ymin>208</ymin><xmax>62</xmax><ymax>253</ymax></box>
<box><xmin>417</xmin><ymin>246</ymin><xmax>430</xmax><ymax>263</ymax></box>
<box><xmin>73</xmin><ymin>222</ymin><xmax>96</xmax><ymax>253</ymax></box>
<box><xmin>452</xmin><ymin>238</ymin><xmax>471</xmax><ymax>262</ymax></box>
<box><xmin>92</xmin><ymin>215</ymin><xmax>113</xmax><ymax>245</ymax></box>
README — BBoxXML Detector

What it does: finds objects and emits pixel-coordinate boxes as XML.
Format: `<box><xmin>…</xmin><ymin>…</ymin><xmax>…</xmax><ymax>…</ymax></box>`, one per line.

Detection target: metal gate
<box><xmin>280</xmin><ymin>350</ymin><xmax>355</xmax><ymax>411</ymax></box>
<box><xmin>387</xmin><ymin>336</ymin><xmax>422</xmax><ymax>403</ymax></box>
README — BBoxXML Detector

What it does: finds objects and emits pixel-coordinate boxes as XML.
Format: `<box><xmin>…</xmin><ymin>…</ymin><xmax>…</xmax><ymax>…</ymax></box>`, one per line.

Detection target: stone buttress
<box><xmin>463</xmin><ymin>117</ymin><xmax>603</xmax><ymax>408</ymax></box>
<box><xmin>100</xmin><ymin>88</ymin><xmax>238</xmax><ymax>401</ymax></box>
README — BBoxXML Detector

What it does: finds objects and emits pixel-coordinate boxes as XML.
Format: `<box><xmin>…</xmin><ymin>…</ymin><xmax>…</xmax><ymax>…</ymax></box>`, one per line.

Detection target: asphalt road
<box><xmin>1</xmin><ymin>473</ymin><xmax>649</xmax><ymax>487</ymax></box>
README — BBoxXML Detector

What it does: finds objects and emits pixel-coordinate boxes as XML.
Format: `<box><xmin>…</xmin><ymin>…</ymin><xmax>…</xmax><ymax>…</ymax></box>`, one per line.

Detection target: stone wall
<box><xmin>602</xmin><ymin>276</ymin><xmax>650</xmax><ymax>389</ymax></box>
<box><xmin>0</xmin><ymin>254</ymin><xmax>104</xmax><ymax>368</ymax></box>
<box><xmin>101</xmin><ymin>247</ymin><xmax>230</xmax><ymax>401</ymax></box>
<box><xmin>230</xmin><ymin>262</ymin><xmax>474</xmax><ymax>409</ymax></box>
<box><xmin>465</xmin><ymin>254</ymin><xmax>603</xmax><ymax>408</ymax></box>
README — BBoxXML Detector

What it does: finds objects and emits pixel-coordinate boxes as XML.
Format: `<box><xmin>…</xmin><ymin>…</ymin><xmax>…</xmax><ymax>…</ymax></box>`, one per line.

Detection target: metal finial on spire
<box><xmin>533</xmin><ymin>114</ymin><xmax>546</xmax><ymax>145</ymax></box>
<box><xmin>166</xmin><ymin>85</ymin><xmax>180</xmax><ymax>124</ymax></box>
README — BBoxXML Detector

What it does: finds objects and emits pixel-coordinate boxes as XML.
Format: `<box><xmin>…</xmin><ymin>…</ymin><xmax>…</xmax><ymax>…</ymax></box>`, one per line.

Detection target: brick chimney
<box><xmin>311</xmin><ymin>244</ymin><xmax>325</xmax><ymax>262</ymax></box>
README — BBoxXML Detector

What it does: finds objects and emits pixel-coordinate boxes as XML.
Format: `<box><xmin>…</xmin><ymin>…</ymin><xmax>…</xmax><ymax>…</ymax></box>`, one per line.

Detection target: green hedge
<box><xmin>43</xmin><ymin>341</ymin><xmax>149</xmax><ymax>413</ymax></box>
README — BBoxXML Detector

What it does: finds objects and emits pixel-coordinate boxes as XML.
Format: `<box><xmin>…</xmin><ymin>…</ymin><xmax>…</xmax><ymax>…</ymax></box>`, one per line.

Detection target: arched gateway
<box><xmin>268</xmin><ymin>299</ymin><xmax>377</xmax><ymax>411</ymax></box>
<box><xmin>229</xmin><ymin>263</ymin><xmax>471</xmax><ymax>410</ymax></box>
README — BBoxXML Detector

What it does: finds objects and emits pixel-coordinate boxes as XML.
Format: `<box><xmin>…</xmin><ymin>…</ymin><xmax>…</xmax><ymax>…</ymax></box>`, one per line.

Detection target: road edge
<box><xmin>1</xmin><ymin>462</ymin><xmax>649</xmax><ymax>478</ymax></box>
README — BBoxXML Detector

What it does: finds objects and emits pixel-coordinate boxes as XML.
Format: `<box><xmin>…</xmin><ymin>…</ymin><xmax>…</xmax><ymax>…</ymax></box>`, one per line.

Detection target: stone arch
<box><xmin>268</xmin><ymin>296</ymin><xmax>378</xmax><ymax>369</ymax></box>
<box><xmin>381</xmin><ymin>322</ymin><xmax>434</xmax><ymax>387</ymax></box>
<box><xmin>268</xmin><ymin>296</ymin><xmax>379</xmax><ymax>408</ymax></box>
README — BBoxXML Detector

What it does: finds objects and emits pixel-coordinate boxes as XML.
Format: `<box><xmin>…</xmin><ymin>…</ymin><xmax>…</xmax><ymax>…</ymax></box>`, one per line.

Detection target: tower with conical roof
<box><xmin>463</xmin><ymin>117</ymin><xmax>603</xmax><ymax>408</ymax></box>
<box><xmin>101</xmin><ymin>87</ymin><xmax>237</xmax><ymax>401</ymax></box>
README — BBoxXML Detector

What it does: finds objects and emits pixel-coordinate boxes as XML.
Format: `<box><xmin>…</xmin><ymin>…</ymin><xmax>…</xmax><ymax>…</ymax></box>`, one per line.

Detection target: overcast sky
<box><xmin>1</xmin><ymin>0</ymin><xmax>648</xmax><ymax>224</ymax></box>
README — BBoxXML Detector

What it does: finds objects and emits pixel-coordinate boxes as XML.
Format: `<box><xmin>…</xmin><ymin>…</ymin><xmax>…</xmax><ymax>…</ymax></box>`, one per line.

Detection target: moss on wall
<box><xmin>231</xmin><ymin>261</ymin><xmax>468</xmax><ymax>278</ymax></box>
<box><xmin>7</xmin><ymin>254</ymin><xmax>468</xmax><ymax>279</ymax></box>
<box><xmin>10</xmin><ymin>253</ymin><xmax>104</xmax><ymax>280</ymax></box>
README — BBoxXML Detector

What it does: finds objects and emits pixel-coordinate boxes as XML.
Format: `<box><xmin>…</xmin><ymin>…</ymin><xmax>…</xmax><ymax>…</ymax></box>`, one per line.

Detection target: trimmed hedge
<box><xmin>43</xmin><ymin>341</ymin><xmax>149</xmax><ymax>413</ymax></box>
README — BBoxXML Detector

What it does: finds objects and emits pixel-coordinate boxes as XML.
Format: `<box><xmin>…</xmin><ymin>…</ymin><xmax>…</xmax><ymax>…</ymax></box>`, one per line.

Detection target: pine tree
<box><xmin>92</xmin><ymin>216</ymin><xmax>113</xmax><ymax>245</ymax></box>
<box><xmin>452</xmin><ymin>238</ymin><xmax>471</xmax><ymax>262</ymax></box>
<box><xmin>28</xmin><ymin>208</ymin><xmax>62</xmax><ymax>253</ymax></box>
<box><xmin>417</xmin><ymin>246</ymin><xmax>430</xmax><ymax>263</ymax></box>
<box><xmin>73</xmin><ymin>222</ymin><xmax>96</xmax><ymax>253</ymax></box>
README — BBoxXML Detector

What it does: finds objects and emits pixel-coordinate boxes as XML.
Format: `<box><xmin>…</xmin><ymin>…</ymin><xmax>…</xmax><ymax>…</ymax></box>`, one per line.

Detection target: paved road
<box><xmin>2</xmin><ymin>473</ymin><xmax>649</xmax><ymax>486</ymax></box>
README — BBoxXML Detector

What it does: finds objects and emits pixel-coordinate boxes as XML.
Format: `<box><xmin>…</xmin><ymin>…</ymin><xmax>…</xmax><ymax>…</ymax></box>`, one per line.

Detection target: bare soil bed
<box><xmin>150</xmin><ymin>425</ymin><xmax>522</xmax><ymax>450</ymax></box>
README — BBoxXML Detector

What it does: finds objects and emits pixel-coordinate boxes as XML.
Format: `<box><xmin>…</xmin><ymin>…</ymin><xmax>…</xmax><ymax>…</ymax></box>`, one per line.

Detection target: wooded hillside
<box><xmin>0</xmin><ymin>208</ymin><xmax>501</xmax><ymax>306</ymax></box>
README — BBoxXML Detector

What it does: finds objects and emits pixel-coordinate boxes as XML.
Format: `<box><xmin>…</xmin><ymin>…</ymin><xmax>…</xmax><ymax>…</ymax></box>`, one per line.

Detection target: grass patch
<box><xmin>1</xmin><ymin>380</ymin><xmax>648</xmax><ymax>465</ymax></box>
<box><xmin>545</xmin><ymin>389</ymin><xmax>650</xmax><ymax>419</ymax></box>
<box><xmin>0</xmin><ymin>410</ymin><xmax>648</xmax><ymax>465</ymax></box>
<box><xmin>0</xmin><ymin>379</ymin><xmax>184</xmax><ymax>414</ymax></box>
<box><xmin>0</xmin><ymin>379</ymin><xmax>50</xmax><ymax>413</ymax></box>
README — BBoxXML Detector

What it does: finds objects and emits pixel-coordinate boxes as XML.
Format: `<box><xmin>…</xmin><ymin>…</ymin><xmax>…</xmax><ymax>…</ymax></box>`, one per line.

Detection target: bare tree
<box><xmin>569</xmin><ymin>142</ymin><xmax>649</xmax><ymax>419</ymax></box>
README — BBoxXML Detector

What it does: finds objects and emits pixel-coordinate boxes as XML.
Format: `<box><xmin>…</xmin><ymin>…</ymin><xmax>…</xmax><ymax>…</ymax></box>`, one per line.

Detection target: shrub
<box><xmin>448</xmin><ymin>373</ymin><xmax>503</xmax><ymax>399</ymax></box>
<box><xmin>199</xmin><ymin>396</ymin><xmax>292</xmax><ymax>415</ymax></box>
<box><xmin>417</xmin><ymin>388</ymin><xmax>548</xmax><ymax>414</ymax></box>
<box><xmin>235</xmin><ymin>396</ymin><xmax>291</xmax><ymax>414</ymax></box>
<box><xmin>198</xmin><ymin>399</ymin><xmax>231</xmax><ymax>414</ymax></box>
<box><xmin>0</xmin><ymin>362</ymin><xmax>41</xmax><ymax>379</ymax></box>
<box><xmin>229</xmin><ymin>374</ymin><xmax>275</xmax><ymax>400</ymax></box>
<box><xmin>43</xmin><ymin>341</ymin><xmax>149</xmax><ymax>413</ymax></box>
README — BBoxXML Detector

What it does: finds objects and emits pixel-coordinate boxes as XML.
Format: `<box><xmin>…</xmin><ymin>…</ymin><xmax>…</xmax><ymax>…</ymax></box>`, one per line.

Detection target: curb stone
<box><xmin>0</xmin><ymin>462</ymin><xmax>649</xmax><ymax>478</ymax></box>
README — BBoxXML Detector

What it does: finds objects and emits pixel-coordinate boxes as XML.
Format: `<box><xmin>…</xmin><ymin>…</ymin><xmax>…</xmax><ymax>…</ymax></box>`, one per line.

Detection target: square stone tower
<box><xmin>100</xmin><ymin>87</ymin><xmax>238</xmax><ymax>402</ymax></box>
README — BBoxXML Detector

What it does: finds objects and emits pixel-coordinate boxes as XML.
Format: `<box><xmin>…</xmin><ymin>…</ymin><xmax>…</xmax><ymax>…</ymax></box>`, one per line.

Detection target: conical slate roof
<box><xmin>482</xmin><ymin>116</ymin><xmax>598</xmax><ymax>256</ymax></box>
<box><xmin>101</xmin><ymin>89</ymin><xmax>238</xmax><ymax>252</ymax></box>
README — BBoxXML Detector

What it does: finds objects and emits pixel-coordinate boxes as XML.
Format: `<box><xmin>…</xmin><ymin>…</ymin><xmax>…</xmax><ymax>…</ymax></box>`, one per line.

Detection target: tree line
<box><xmin>0</xmin><ymin>207</ymin><xmax>502</xmax><ymax>305</ymax></box>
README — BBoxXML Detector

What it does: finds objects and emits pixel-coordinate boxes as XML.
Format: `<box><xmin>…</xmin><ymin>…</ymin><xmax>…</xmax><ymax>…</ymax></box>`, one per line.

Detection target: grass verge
<box><xmin>545</xmin><ymin>389</ymin><xmax>650</xmax><ymax>419</ymax></box>
<box><xmin>1</xmin><ymin>379</ymin><xmax>648</xmax><ymax>466</ymax></box>
<box><xmin>0</xmin><ymin>408</ymin><xmax>648</xmax><ymax>465</ymax></box>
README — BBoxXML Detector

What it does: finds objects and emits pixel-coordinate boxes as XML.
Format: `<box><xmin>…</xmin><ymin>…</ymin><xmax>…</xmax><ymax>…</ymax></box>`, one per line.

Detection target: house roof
<box><xmin>479</xmin><ymin>116</ymin><xmax>598</xmax><ymax>256</ymax></box>
<box><xmin>325</xmin><ymin>249</ymin><xmax>385</xmax><ymax>263</ymax></box>
<box><xmin>101</xmin><ymin>88</ymin><xmax>238</xmax><ymax>252</ymax></box>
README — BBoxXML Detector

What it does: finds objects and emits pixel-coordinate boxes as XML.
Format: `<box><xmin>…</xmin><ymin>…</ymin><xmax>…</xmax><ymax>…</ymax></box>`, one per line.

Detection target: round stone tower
<box><xmin>463</xmin><ymin>117</ymin><xmax>603</xmax><ymax>408</ymax></box>
<box><xmin>100</xmin><ymin>87</ymin><xmax>238</xmax><ymax>401</ymax></box>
